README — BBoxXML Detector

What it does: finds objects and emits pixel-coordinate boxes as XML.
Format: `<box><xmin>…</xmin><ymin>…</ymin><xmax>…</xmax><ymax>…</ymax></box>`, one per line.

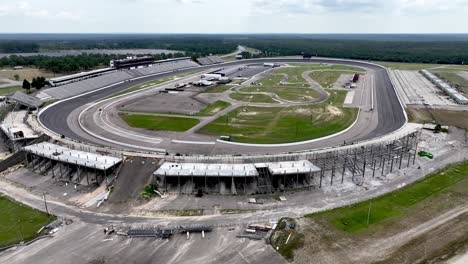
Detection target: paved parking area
<box><xmin>391</xmin><ymin>70</ymin><xmax>456</xmax><ymax>106</ymax></box>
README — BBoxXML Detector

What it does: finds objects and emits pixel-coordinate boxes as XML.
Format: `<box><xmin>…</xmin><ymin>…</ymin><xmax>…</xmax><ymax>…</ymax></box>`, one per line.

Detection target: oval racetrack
<box><xmin>39</xmin><ymin>58</ymin><xmax>406</xmax><ymax>155</ymax></box>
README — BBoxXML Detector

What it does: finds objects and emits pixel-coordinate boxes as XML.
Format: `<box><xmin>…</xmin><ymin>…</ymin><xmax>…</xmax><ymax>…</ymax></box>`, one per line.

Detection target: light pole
<box><xmin>43</xmin><ymin>192</ymin><xmax>49</xmax><ymax>216</ymax></box>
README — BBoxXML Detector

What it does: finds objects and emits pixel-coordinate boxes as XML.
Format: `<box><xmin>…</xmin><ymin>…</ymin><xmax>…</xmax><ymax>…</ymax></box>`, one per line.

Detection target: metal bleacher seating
<box><xmin>41</xmin><ymin>59</ymin><xmax>200</xmax><ymax>100</ymax></box>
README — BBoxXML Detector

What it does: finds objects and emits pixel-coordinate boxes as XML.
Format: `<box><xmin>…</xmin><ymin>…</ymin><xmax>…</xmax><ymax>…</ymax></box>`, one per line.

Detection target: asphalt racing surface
<box><xmin>40</xmin><ymin>58</ymin><xmax>406</xmax><ymax>155</ymax></box>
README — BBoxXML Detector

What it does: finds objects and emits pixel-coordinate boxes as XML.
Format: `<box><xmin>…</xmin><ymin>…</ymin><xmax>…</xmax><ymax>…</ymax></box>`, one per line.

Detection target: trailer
<box><xmin>201</xmin><ymin>73</ymin><xmax>223</xmax><ymax>81</ymax></box>
<box><xmin>352</xmin><ymin>74</ymin><xmax>360</xmax><ymax>83</ymax></box>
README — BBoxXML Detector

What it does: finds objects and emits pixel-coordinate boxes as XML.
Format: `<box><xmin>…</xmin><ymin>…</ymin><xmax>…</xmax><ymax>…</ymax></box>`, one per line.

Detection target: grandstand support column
<box><xmin>331</xmin><ymin>166</ymin><xmax>335</xmax><ymax>186</ymax></box>
<box><xmin>362</xmin><ymin>158</ymin><xmax>367</xmax><ymax>180</ymax></box>
<box><xmin>296</xmin><ymin>172</ymin><xmax>299</xmax><ymax>190</ymax></box>
<box><xmin>104</xmin><ymin>169</ymin><xmax>107</xmax><ymax>187</ymax></box>
<box><xmin>33</xmin><ymin>154</ymin><xmax>39</xmax><ymax>172</ymax></box>
<box><xmin>398</xmin><ymin>149</ymin><xmax>404</xmax><ymax>170</ymax></box>
<box><xmin>40</xmin><ymin>158</ymin><xmax>47</xmax><ymax>175</ymax></box>
<box><xmin>94</xmin><ymin>165</ymin><xmax>98</xmax><ymax>186</ymax></box>
<box><xmin>204</xmin><ymin>174</ymin><xmax>207</xmax><ymax>194</ymax></box>
<box><xmin>407</xmin><ymin>150</ymin><xmax>412</xmax><ymax>168</ymax></box>
<box><xmin>381</xmin><ymin>157</ymin><xmax>386</xmax><ymax>176</ymax></box>
<box><xmin>390</xmin><ymin>154</ymin><xmax>395</xmax><ymax>173</ymax></box>
<box><xmin>371</xmin><ymin>150</ymin><xmax>376</xmax><ymax>178</ymax></box>
<box><xmin>51</xmin><ymin>162</ymin><xmax>55</xmax><ymax>178</ymax></box>
<box><xmin>178</xmin><ymin>173</ymin><xmax>180</xmax><ymax>194</ymax></box>
<box><xmin>24</xmin><ymin>152</ymin><xmax>29</xmax><ymax>167</ymax></box>
<box><xmin>59</xmin><ymin>161</ymin><xmax>63</xmax><ymax>179</ymax></box>
<box><xmin>372</xmin><ymin>158</ymin><xmax>376</xmax><ymax>178</ymax></box>
<box><xmin>342</xmin><ymin>157</ymin><xmax>347</xmax><ymax>184</ymax></box>
<box><xmin>244</xmin><ymin>176</ymin><xmax>246</xmax><ymax>194</ymax></box>
<box><xmin>352</xmin><ymin>150</ymin><xmax>357</xmax><ymax>179</ymax></box>
<box><xmin>283</xmin><ymin>174</ymin><xmax>286</xmax><ymax>191</ymax></box>
<box><xmin>319</xmin><ymin>170</ymin><xmax>323</xmax><ymax>188</ymax></box>
<box><xmin>86</xmin><ymin>166</ymin><xmax>89</xmax><ymax>186</ymax></box>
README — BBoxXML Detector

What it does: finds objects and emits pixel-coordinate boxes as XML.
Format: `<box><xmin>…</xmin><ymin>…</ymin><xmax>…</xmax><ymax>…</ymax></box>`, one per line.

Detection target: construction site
<box><xmin>0</xmin><ymin>53</ymin><xmax>466</xmax><ymax>264</ymax></box>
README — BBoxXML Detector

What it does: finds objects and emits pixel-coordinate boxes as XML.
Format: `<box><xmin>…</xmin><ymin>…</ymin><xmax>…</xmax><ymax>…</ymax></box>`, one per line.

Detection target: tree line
<box><xmin>2</xmin><ymin>35</ymin><xmax>467</xmax><ymax>67</ymax></box>
<box><xmin>0</xmin><ymin>52</ymin><xmax>186</xmax><ymax>74</ymax></box>
<box><xmin>235</xmin><ymin>37</ymin><xmax>468</xmax><ymax>64</ymax></box>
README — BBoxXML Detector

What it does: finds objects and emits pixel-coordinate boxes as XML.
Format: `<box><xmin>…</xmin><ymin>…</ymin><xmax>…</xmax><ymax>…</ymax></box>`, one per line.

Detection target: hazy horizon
<box><xmin>1</xmin><ymin>1</ymin><xmax>468</xmax><ymax>34</ymax></box>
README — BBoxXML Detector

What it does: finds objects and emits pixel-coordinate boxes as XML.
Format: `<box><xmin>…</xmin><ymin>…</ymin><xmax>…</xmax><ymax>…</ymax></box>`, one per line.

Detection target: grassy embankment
<box><xmin>0</xmin><ymin>195</ymin><xmax>56</xmax><ymax>248</ymax></box>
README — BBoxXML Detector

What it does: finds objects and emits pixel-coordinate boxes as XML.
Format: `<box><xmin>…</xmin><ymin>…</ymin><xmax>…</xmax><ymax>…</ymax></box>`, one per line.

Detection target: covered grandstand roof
<box><xmin>154</xmin><ymin>160</ymin><xmax>321</xmax><ymax>178</ymax></box>
<box><xmin>10</xmin><ymin>91</ymin><xmax>41</xmax><ymax>108</ymax></box>
<box><xmin>48</xmin><ymin>67</ymin><xmax>115</xmax><ymax>84</ymax></box>
<box><xmin>23</xmin><ymin>142</ymin><xmax>122</xmax><ymax>170</ymax></box>
<box><xmin>154</xmin><ymin>162</ymin><xmax>259</xmax><ymax>177</ymax></box>
<box><xmin>197</xmin><ymin>56</ymin><xmax>224</xmax><ymax>65</ymax></box>
<box><xmin>255</xmin><ymin>160</ymin><xmax>321</xmax><ymax>175</ymax></box>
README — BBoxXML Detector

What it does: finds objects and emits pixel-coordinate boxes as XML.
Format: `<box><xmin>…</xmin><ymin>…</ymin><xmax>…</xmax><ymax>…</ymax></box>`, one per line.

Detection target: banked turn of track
<box><xmin>39</xmin><ymin>57</ymin><xmax>407</xmax><ymax>155</ymax></box>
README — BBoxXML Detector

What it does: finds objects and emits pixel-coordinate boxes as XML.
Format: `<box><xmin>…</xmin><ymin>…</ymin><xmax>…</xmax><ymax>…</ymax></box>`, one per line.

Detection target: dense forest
<box><xmin>1</xmin><ymin>34</ymin><xmax>467</xmax><ymax>70</ymax></box>
<box><xmin>235</xmin><ymin>37</ymin><xmax>468</xmax><ymax>64</ymax></box>
<box><xmin>0</xmin><ymin>52</ymin><xmax>186</xmax><ymax>74</ymax></box>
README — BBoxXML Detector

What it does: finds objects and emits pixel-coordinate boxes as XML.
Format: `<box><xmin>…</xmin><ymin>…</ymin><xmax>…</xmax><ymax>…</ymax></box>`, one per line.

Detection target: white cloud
<box><xmin>0</xmin><ymin>1</ymin><xmax>81</xmax><ymax>20</ymax></box>
<box><xmin>0</xmin><ymin>0</ymin><xmax>466</xmax><ymax>33</ymax></box>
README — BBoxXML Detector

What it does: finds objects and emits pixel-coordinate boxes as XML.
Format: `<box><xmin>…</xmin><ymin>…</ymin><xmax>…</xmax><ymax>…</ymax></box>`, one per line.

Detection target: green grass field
<box><xmin>202</xmin><ymin>84</ymin><xmax>233</xmax><ymax>93</ymax></box>
<box><xmin>308</xmin><ymin>71</ymin><xmax>353</xmax><ymax>88</ymax></box>
<box><xmin>196</xmin><ymin>100</ymin><xmax>231</xmax><ymax>116</ymax></box>
<box><xmin>305</xmin><ymin>162</ymin><xmax>468</xmax><ymax>233</ymax></box>
<box><xmin>229</xmin><ymin>92</ymin><xmax>278</xmax><ymax>104</ymax></box>
<box><xmin>199</xmin><ymin>91</ymin><xmax>357</xmax><ymax>144</ymax></box>
<box><xmin>271</xmin><ymin>218</ymin><xmax>304</xmax><ymax>261</ymax></box>
<box><xmin>0</xmin><ymin>195</ymin><xmax>56</xmax><ymax>247</ymax></box>
<box><xmin>239</xmin><ymin>86</ymin><xmax>319</xmax><ymax>102</ymax></box>
<box><xmin>121</xmin><ymin>114</ymin><xmax>200</xmax><ymax>132</ymax></box>
<box><xmin>257</xmin><ymin>64</ymin><xmax>364</xmax><ymax>89</ymax></box>
<box><xmin>0</xmin><ymin>86</ymin><xmax>26</xmax><ymax>96</ymax></box>
<box><xmin>0</xmin><ymin>67</ymin><xmax>60</xmax><ymax>81</ymax></box>
<box><xmin>433</xmin><ymin>71</ymin><xmax>468</xmax><ymax>93</ymax></box>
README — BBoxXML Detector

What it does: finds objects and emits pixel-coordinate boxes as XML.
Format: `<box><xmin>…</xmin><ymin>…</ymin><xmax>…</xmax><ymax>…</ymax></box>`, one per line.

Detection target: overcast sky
<box><xmin>0</xmin><ymin>0</ymin><xmax>467</xmax><ymax>33</ymax></box>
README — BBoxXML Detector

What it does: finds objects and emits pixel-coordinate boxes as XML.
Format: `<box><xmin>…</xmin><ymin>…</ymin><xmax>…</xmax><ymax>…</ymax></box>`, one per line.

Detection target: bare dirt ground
<box><xmin>407</xmin><ymin>107</ymin><xmax>468</xmax><ymax>130</ymax></box>
<box><xmin>293</xmin><ymin>187</ymin><xmax>468</xmax><ymax>264</ymax></box>
<box><xmin>0</xmin><ymin>128</ymin><xmax>466</xmax><ymax>264</ymax></box>
<box><xmin>0</xmin><ymin>68</ymin><xmax>60</xmax><ymax>81</ymax></box>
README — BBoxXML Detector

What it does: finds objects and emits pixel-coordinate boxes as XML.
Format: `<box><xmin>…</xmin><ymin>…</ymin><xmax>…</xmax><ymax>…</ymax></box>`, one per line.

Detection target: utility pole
<box><xmin>43</xmin><ymin>192</ymin><xmax>49</xmax><ymax>216</ymax></box>
<box><xmin>366</xmin><ymin>201</ymin><xmax>372</xmax><ymax>226</ymax></box>
<box><xmin>18</xmin><ymin>220</ymin><xmax>24</xmax><ymax>241</ymax></box>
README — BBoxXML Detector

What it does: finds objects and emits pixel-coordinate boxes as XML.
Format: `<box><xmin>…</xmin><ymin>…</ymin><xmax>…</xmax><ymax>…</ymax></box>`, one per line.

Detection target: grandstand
<box><xmin>40</xmin><ymin>57</ymin><xmax>200</xmax><ymax>100</ymax></box>
<box><xmin>48</xmin><ymin>68</ymin><xmax>116</xmax><ymax>87</ymax></box>
<box><xmin>132</xmin><ymin>58</ymin><xmax>198</xmax><ymax>76</ymax></box>
<box><xmin>43</xmin><ymin>71</ymin><xmax>134</xmax><ymax>99</ymax></box>
<box><xmin>110</xmin><ymin>56</ymin><xmax>155</xmax><ymax>69</ymax></box>
<box><xmin>197</xmin><ymin>56</ymin><xmax>224</xmax><ymax>65</ymax></box>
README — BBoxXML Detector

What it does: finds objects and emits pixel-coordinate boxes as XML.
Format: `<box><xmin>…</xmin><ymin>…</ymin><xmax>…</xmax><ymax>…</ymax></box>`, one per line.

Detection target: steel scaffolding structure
<box><xmin>160</xmin><ymin>129</ymin><xmax>421</xmax><ymax>193</ymax></box>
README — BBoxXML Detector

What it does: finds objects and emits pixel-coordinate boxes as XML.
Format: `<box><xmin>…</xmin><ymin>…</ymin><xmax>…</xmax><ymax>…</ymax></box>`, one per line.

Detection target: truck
<box><xmin>352</xmin><ymin>74</ymin><xmax>360</xmax><ymax>83</ymax></box>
